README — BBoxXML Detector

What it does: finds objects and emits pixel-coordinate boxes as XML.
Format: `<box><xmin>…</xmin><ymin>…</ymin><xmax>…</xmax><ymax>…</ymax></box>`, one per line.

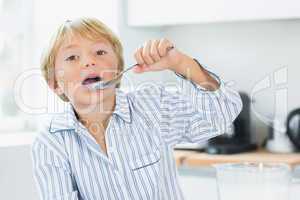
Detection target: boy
<box><xmin>32</xmin><ymin>17</ymin><xmax>242</xmax><ymax>200</ymax></box>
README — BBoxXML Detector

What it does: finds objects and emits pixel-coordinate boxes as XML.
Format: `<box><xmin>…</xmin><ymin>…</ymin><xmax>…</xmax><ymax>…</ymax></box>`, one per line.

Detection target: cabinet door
<box><xmin>128</xmin><ymin>0</ymin><xmax>300</xmax><ymax>26</ymax></box>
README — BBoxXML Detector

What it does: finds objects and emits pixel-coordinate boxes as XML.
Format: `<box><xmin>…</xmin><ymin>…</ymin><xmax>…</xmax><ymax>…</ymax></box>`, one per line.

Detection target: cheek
<box><xmin>55</xmin><ymin>67</ymin><xmax>79</xmax><ymax>91</ymax></box>
<box><xmin>98</xmin><ymin>60</ymin><xmax>119</xmax><ymax>79</ymax></box>
<box><xmin>54</xmin><ymin>67</ymin><xmax>65</xmax><ymax>88</ymax></box>
<box><xmin>100</xmin><ymin>69</ymin><xmax>117</xmax><ymax>79</ymax></box>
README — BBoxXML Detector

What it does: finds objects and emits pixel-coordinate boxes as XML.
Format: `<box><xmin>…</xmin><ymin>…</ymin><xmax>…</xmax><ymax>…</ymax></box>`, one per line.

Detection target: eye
<box><xmin>65</xmin><ymin>55</ymin><xmax>79</xmax><ymax>61</ymax></box>
<box><xmin>96</xmin><ymin>50</ymin><xmax>107</xmax><ymax>56</ymax></box>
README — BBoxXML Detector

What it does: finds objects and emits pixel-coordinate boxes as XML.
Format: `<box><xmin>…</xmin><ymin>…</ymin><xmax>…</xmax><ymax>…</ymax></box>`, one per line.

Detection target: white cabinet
<box><xmin>128</xmin><ymin>0</ymin><xmax>300</xmax><ymax>26</ymax></box>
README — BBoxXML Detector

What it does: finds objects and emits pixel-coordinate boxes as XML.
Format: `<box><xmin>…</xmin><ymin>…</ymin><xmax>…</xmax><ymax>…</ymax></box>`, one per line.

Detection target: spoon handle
<box><xmin>114</xmin><ymin>64</ymin><xmax>138</xmax><ymax>79</ymax></box>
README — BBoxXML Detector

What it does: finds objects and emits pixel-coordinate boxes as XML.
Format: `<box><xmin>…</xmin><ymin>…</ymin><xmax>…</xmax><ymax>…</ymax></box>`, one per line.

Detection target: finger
<box><xmin>134</xmin><ymin>46</ymin><xmax>144</xmax><ymax>65</ymax></box>
<box><xmin>158</xmin><ymin>38</ymin><xmax>173</xmax><ymax>57</ymax></box>
<box><xmin>133</xmin><ymin>64</ymin><xmax>151</xmax><ymax>73</ymax></box>
<box><xmin>142</xmin><ymin>40</ymin><xmax>155</xmax><ymax>65</ymax></box>
<box><xmin>150</xmin><ymin>39</ymin><xmax>161</xmax><ymax>62</ymax></box>
<box><xmin>132</xmin><ymin>65</ymin><xmax>144</xmax><ymax>73</ymax></box>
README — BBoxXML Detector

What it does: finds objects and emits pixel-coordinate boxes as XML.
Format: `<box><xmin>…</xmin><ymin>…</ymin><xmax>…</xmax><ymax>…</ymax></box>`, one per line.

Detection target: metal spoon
<box><xmin>87</xmin><ymin>46</ymin><xmax>174</xmax><ymax>90</ymax></box>
<box><xmin>86</xmin><ymin>63</ymin><xmax>138</xmax><ymax>90</ymax></box>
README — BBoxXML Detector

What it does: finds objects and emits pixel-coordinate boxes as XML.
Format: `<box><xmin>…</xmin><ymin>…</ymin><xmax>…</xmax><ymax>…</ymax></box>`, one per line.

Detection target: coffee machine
<box><xmin>286</xmin><ymin>108</ymin><xmax>300</xmax><ymax>151</ymax></box>
<box><xmin>205</xmin><ymin>92</ymin><xmax>257</xmax><ymax>154</ymax></box>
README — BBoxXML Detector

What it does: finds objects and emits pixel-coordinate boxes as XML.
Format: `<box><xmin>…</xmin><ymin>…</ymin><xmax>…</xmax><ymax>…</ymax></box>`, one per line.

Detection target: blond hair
<box><xmin>40</xmin><ymin>17</ymin><xmax>124</xmax><ymax>102</ymax></box>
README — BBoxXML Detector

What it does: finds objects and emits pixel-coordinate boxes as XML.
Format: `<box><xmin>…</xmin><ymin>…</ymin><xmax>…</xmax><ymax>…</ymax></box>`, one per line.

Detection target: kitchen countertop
<box><xmin>174</xmin><ymin>149</ymin><xmax>300</xmax><ymax>168</ymax></box>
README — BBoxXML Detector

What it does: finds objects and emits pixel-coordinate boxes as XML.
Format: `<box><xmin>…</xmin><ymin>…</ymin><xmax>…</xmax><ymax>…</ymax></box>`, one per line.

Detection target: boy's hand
<box><xmin>133</xmin><ymin>38</ymin><xmax>186</xmax><ymax>73</ymax></box>
<box><xmin>133</xmin><ymin>38</ymin><xmax>220</xmax><ymax>91</ymax></box>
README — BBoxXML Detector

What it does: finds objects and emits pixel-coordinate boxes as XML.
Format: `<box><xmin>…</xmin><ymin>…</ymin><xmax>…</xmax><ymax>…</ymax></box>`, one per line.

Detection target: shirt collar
<box><xmin>49</xmin><ymin>89</ymin><xmax>132</xmax><ymax>133</ymax></box>
<box><xmin>113</xmin><ymin>89</ymin><xmax>132</xmax><ymax>123</ymax></box>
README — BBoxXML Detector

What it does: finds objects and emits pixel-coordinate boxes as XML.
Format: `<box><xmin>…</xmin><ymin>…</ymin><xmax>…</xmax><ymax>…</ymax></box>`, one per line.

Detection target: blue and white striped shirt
<box><xmin>31</xmin><ymin>69</ymin><xmax>242</xmax><ymax>200</ymax></box>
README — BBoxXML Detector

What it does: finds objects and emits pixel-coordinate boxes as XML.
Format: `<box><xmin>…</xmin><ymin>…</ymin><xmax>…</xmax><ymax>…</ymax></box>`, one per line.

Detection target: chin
<box><xmin>71</xmin><ymin>87</ymin><xmax>116</xmax><ymax>106</ymax></box>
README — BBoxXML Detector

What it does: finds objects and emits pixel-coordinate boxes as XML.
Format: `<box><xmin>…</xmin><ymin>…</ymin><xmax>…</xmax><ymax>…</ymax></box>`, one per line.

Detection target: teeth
<box><xmin>82</xmin><ymin>76</ymin><xmax>101</xmax><ymax>85</ymax></box>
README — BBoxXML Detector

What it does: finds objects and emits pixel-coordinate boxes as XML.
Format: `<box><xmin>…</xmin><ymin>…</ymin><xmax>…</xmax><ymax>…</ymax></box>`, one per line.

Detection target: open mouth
<box><xmin>82</xmin><ymin>75</ymin><xmax>102</xmax><ymax>85</ymax></box>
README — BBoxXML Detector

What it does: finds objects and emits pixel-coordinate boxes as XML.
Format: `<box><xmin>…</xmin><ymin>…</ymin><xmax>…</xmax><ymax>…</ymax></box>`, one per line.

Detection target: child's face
<box><xmin>53</xmin><ymin>35</ymin><xmax>119</xmax><ymax>106</ymax></box>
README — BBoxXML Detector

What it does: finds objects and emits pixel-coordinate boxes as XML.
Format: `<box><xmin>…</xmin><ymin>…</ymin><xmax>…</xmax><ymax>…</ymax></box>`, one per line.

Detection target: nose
<box><xmin>85</xmin><ymin>62</ymin><xmax>96</xmax><ymax>67</ymax></box>
<box><xmin>82</xmin><ymin>54</ymin><xmax>96</xmax><ymax>68</ymax></box>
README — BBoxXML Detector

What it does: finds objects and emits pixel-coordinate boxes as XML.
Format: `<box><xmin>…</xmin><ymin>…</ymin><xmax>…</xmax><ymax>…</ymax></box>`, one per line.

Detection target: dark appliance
<box><xmin>205</xmin><ymin>92</ymin><xmax>257</xmax><ymax>154</ymax></box>
<box><xmin>286</xmin><ymin>108</ymin><xmax>300</xmax><ymax>150</ymax></box>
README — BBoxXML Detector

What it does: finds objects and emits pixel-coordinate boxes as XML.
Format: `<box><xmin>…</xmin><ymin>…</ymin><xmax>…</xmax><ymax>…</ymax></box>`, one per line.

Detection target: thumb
<box><xmin>132</xmin><ymin>64</ymin><xmax>151</xmax><ymax>73</ymax></box>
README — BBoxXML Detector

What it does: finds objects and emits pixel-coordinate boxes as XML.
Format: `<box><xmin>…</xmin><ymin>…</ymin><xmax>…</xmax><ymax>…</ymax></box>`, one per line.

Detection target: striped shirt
<box><xmin>31</xmin><ymin>68</ymin><xmax>242</xmax><ymax>200</ymax></box>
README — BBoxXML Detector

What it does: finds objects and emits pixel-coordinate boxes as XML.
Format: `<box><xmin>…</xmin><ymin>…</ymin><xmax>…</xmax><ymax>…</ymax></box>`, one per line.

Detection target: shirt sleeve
<box><xmin>31</xmin><ymin>134</ymin><xmax>79</xmax><ymax>200</ymax></box>
<box><xmin>159</xmin><ymin>60</ymin><xmax>243</xmax><ymax>146</ymax></box>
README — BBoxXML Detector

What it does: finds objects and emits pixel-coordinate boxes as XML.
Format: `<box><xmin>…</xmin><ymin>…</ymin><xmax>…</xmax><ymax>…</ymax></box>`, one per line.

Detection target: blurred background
<box><xmin>1</xmin><ymin>0</ymin><xmax>300</xmax><ymax>199</ymax></box>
